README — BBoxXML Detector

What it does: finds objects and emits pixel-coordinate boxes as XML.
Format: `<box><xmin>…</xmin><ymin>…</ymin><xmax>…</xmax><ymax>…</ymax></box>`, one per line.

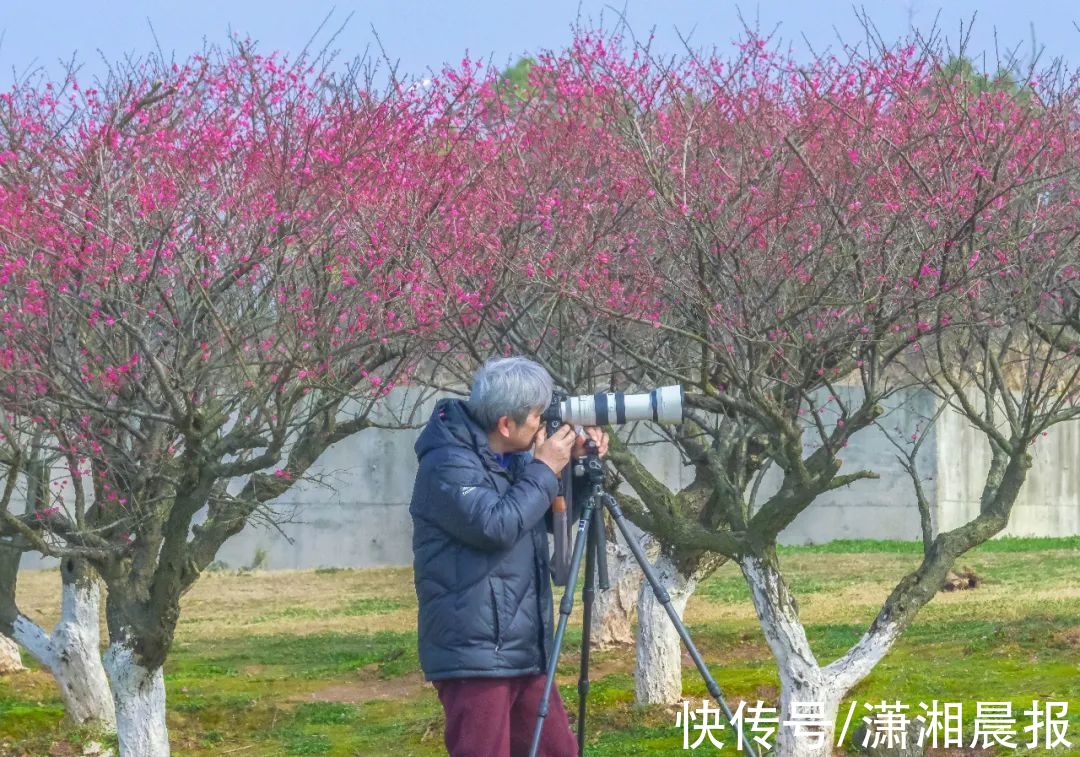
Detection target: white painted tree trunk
<box><xmin>10</xmin><ymin>578</ymin><xmax>115</xmax><ymax>729</ymax></box>
<box><xmin>0</xmin><ymin>633</ymin><xmax>24</xmax><ymax>673</ymax></box>
<box><xmin>590</xmin><ymin>532</ymin><xmax>641</xmax><ymax>649</ymax></box>
<box><xmin>741</xmin><ymin>554</ymin><xmax>837</xmax><ymax>757</ymax></box>
<box><xmin>824</xmin><ymin>613</ymin><xmax>902</xmax><ymax>697</ymax></box>
<box><xmin>52</xmin><ymin>578</ymin><xmax>115</xmax><ymax>727</ymax></box>
<box><xmin>104</xmin><ymin>642</ymin><xmax>170</xmax><ymax>757</ymax></box>
<box><xmin>635</xmin><ymin>552</ymin><xmax>697</xmax><ymax>704</ymax></box>
<box><xmin>774</xmin><ymin>673</ymin><xmax>838</xmax><ymax>757</ymax></box>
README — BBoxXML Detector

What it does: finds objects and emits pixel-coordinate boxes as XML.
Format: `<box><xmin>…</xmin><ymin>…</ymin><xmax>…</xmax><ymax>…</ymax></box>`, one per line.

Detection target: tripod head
<box><xmin>550</xmin><ymin>433</ymin><xmax>609</xmax><ymax>588</ymax></box>
<box><xmin>575</xmin><ymin>437</ymin><xmax>610</xmax><ymax>592</ymax></box>
<box><xmin>573</xmin><ymin>437</ymin><xmax>605</xmax><ymax>490</ymax></box>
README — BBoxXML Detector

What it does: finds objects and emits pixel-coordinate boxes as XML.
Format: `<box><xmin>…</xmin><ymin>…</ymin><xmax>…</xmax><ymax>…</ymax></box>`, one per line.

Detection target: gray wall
<box><xmin>15</xmin><ymin>387</ymin><xmax>1080</xmax><ymax>570</ymax></box>
<box><xmin>211</xmin><ymin>395</ymin><xmax>698</xmax><ymax>570</ymax></box>
<box><xmin>768</xmin><ymin>387</ymin><xmax>942</xmax><ymax>545</ymax></box>
<box><xmin>936</xmin><ymin>401</ymin><xmax>1080</xmax><ymax>536</ymax></box>
<box><xmin>196</xmin><ymin>386</ymin><xmax>1080</xmax><ymax>569</ymax></box>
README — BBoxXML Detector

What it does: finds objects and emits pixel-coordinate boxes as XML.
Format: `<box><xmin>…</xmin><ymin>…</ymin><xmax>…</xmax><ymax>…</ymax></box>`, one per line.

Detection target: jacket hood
<box><xmin>415</xmin><ymin>398</ymin><xmax>500</xmax><ymax>468</ymax></box>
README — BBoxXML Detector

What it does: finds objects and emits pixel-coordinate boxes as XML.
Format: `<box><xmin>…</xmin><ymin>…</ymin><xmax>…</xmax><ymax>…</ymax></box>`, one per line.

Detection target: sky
<box><xmin>0</xmin><ymin>1</ymin><xmax>1078</xmax><ymax>85</ymax></box>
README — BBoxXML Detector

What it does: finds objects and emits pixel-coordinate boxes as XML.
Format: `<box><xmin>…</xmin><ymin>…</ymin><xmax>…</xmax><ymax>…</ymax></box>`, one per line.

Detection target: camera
<box><xmin>542</xmin><ymin>385</ymin><xmax>684</xmax><ymax>427</ymax></box>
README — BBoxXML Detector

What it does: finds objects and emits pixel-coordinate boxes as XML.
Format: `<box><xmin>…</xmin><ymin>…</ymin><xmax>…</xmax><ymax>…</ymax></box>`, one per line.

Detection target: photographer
<box><xmin>410</xmin><ymin>357</ymin><xmax>608</xmax><ymax>757</ymax></box>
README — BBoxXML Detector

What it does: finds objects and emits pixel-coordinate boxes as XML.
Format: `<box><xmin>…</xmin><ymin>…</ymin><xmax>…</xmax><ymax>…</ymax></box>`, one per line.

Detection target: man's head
<box><xmin>468</xmin><ymin>357</ymin><xmax>553</xmax><ymax>454</ymax></box>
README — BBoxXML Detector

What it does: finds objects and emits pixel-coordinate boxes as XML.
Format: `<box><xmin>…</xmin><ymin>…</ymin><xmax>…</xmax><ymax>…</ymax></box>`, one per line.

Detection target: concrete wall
<box><xmin>210</xmin><ymin>388</ymin><xmax>440</xmax><ymax>570</ymax></box>
<box><xmin>935</xmin><ymin>400</ymin><xmax>1080</xmax><ymax>536</ymax></box>
<box><xmin>770</xmin><ymin>386</ymin><xmax>942</xmax><ymax>545</ymax></box>
<box><xmin>14</xmin><ymin>387</ymin><xmax>1080</xmax><ymax>570</ymax></box>
<box><xmin>199</xmin><ymin>386</ymin><xmax>1080</xmax><ymax>567</ymax></box>
<box><xmin>211</xmin><ymin>399</ymin><xmax>697</xmax><ymax>570</ymax></box>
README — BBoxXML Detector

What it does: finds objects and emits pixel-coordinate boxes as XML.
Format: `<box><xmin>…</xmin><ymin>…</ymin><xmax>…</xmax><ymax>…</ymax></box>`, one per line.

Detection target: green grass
<box><xmin>294</xmin><ymin>702</ymin><xmax>360</xmax><ymax>725</ymax></box>
<box><xmin>169</xmin><ymin>630</ymin><xmax>419</xmax><ymax>682</ymax></box>
<box><xmin>1</xmin><ymin>539</ymin><xmax>1076</xmax><ymax>756</ymax></box>
<box><xmin>698</xmin><ymin>571</ymin><xmax>856</xmax><ymax>602</ymax></box>
<box><xmin>778</xmin><ymin>535</ymin><xmax>1080</xmax><ymax>554</ymax></box>
<box><xmin>0</xmin><ymin>698</ymin><xmax>118</xmax><ymax>756</ymax></box>
<box><xmin>251</xmin><ymin>596</ymin><xmax>408</xmax><ymax>623</ymax></box>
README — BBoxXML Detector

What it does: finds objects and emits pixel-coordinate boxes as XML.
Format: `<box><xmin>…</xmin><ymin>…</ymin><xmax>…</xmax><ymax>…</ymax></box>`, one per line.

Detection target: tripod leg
<box><xmin>589</xmin><ymin>498</ymin><xmax>610</xmax><ymax>590</ymax></box>
<box><xmin>530</xmin><ymin>497</ymin><xmax>596</xmax><ymax>757</ymax></box>
<box><xmin>551</xmin><ymin>467</ymin><xmax>574</xmax><ymax>585</ymax></box>
<box><xmin>601</xmin><ymin>493</ymin><xmax>759</xmax><ymax>757</ymax></box>
<box><xmin>577</xmin><ymin>509</ymin><xmax>598</xmax><ymax>756</ymax></box>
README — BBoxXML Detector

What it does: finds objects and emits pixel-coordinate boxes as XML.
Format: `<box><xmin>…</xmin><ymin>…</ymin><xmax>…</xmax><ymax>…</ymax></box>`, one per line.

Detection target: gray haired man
<box><xmin>409</xmin><ymin>357</ymin><xmax>608</xmax><ymax>756</ymax></box>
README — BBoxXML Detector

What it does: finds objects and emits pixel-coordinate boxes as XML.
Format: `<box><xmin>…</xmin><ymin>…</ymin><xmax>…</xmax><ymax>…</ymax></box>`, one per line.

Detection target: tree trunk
<box><xmin>0</xmin><ymin>632</ymin><xmax>23</xmax><ymax>673</ymax></box>
<box><xmin>0</xmin><ymin>546</ymin><xmax>114</xmax><ymax>728</ymax></box>
<box><xmin>0</xmin><ymin>536</ymin><xmax>23</xmax><ymax>679</ymax></box>
<box><xmin>634</xmin><ymin>552</ymin><xmax>697</xmax><ymax>704</ymax></box>
<box><xmin>774</xmin><ymin>674</ymin><xmax>838</xmax><ymax>757</ymax></box>
<box><xmin>9</xmin><ymin>559</ymin><xmax>116</xmax><ymax>729</ymax></box>
<box><xmin>104</xmin><ymin>642</ymin><xmax>169</xmax><ymax>757</ymax></box>
<box><xmin>741</xmin><ymin>552</ymin><xmax>837</xmax><ymax>757</ymax></box>
<box><xmin>52</xmin><ymin>560</ymin><xmax>116</xmax><ymax>728</ymax></box>
<box><xmin>590</xmin><ymin>528</ymin><xmax>641</xmax><ymax>650</ymax></box>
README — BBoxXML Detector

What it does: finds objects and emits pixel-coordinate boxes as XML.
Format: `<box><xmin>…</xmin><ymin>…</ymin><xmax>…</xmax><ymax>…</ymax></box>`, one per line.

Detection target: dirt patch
<box><xmin>296</xmin><ymin>671</ymin><xmax>429</xmax><ymax>703</ymax></box>
<box><xmin>0</xmin><ymin>668</ymin><xmax>62</xmax><ymax>699</ymax></box>
<box><xmin>0</xmin><ymin>740</ymin><xmax>104</xmax><ymax>757</ymax></box>
<box><xmin>749</xmin><ymin>683</ymin><xmax>779</xmax><ymax>702</ymax></box>
<box><xmin>676</xmin><ymin>638</ymin><xmax>767</xmax><ymax>667</ymax></box>
<box><xmin>565</xmin><ymin>652</ymin><xmax>634</xmax><ymax>682</ymax></box>
<box><xmin>296</xmin><ymin>650</ymin><xmax>649</xmax><ymax>704</ymax></box>
<box><xmin>554</xmin><ymin>635</ymin><xmax>766</xmax><ymax>684</ymax></box>
<box><xmin>239</xmin><ymin>664</ymin><xmax>276</xmax><ymax>677</ymax></box>
<box><xmin>1051</xmin><ymin>626</ymin><xmax>1080</xmax><ymax>649</ymax></box>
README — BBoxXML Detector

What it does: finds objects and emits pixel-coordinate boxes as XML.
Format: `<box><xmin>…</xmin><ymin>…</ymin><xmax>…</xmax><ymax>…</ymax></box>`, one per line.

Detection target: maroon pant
<box><xmin>433</xmin><ymin>674</ymin><xmax>578</xmax><ymax>757</ymax></box>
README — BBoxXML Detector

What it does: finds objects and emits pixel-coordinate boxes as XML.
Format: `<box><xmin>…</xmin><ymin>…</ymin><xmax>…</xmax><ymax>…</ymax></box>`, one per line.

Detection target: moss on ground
<box><xmin>1</xmin><ymin>539</ymin><xmax>1076</xmax><ymax>755</ymax></box>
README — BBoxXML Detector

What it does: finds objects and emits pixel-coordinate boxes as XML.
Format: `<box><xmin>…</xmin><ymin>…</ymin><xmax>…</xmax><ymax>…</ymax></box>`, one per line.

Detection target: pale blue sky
<box><xmin>1</xmin><ymin>1</ymin><xmax>1077</xmax><ymax>84</ymax></box>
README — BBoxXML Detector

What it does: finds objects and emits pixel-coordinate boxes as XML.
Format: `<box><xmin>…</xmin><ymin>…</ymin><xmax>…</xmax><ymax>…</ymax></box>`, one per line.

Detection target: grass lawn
<box><xmin>1</xmin><ymin>538</ymin><xmax>1077</xmax><ymax>755</ymax></box>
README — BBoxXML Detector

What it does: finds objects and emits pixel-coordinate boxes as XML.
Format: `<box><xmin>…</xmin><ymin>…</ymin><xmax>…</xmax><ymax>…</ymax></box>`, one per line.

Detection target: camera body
<box><xmin>542</xmin><ymin>385</ymin><xmax>684</xmax><ymax>428</ymax></box>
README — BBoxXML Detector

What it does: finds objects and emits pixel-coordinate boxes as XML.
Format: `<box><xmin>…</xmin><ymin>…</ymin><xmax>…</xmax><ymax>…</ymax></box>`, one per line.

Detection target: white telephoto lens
<box><xmin>652</xmin><ymin>385</ymin><xmax>683</xmax><ymax>424</ymax></box>
<box><xmin>562</xmin><ymin>394</ymin><xmax>597</xmax><ymax>426</ymax></box>
<box><xmin>561</xmin><ymin>385</ymin><xmax>683</xmax><ymax>425</ymax></box>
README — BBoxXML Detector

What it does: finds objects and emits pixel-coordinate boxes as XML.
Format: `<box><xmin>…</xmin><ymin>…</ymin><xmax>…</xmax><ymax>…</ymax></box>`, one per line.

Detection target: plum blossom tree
<box><xmin>0</xmin><ymin>44</ymin><xmax>487</xmax><ymax>754</ymax></box>
<box><xmin>581</xmin><ymin>36</ymin><xmax>1079</xmax><ymax>755</ymax></box>
<box><xmin>453</xmin><ymin>32</ymin><xmax>1080</xmax><ymax>756</ymax></box>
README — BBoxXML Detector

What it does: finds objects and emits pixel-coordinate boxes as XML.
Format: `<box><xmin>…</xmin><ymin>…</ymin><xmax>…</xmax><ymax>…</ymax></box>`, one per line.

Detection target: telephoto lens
<box><xmin>556</xmin><ymin>385</ymin><xmax>683</xmax><ymax>426</ymax></box>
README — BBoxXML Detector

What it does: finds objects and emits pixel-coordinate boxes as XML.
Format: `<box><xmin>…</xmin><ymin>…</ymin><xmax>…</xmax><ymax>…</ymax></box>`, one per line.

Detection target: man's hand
<box><xmin>532</xmin><ymin>424</ymin><xmax>577</xmax><ymax>474</ymax></box>
<box><xmin>572</xmin><ymin>426</ymin><xmax>609</xmax><ymax>459</ymax></box>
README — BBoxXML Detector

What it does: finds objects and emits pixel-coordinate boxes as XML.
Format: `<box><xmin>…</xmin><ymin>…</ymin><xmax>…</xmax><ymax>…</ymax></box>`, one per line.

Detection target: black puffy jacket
<box><xmin>410</xmin><ymin>398</ymin><xmax>569</xmax><ymax>681</ymax></box>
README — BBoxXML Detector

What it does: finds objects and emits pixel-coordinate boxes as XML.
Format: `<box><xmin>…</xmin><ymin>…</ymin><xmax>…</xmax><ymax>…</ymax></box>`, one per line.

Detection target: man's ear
<box><xmin>495</xmin><ymin>416</ymin><xmax>513</xmax><ymax>439</ymax></box>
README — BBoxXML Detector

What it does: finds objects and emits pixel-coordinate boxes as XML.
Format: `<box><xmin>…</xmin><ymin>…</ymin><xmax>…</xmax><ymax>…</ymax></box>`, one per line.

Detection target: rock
<box><xmin>0</xmin><ymin>634</ymin><xmax>25</xmax><ymax>674</ymax></box>
<box><xmin>942</xmin><ymin>566</ymin><xmax>980</xmax><ymax>592</ymax></box>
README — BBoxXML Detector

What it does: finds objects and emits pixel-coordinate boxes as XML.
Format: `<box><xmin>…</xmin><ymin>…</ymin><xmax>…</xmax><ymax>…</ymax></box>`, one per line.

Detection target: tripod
<box><xmin>529</xmin><ymin>440</ymin><xmax>758</xmax><ymax>757</ymax></box>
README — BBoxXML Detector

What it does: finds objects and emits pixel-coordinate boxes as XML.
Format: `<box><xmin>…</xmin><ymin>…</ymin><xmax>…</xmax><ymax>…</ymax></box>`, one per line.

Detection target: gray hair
<box><xmin>468</xmin><ymin>357</ymin><xmax>553</xmax><ymax>431</ymax></box>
